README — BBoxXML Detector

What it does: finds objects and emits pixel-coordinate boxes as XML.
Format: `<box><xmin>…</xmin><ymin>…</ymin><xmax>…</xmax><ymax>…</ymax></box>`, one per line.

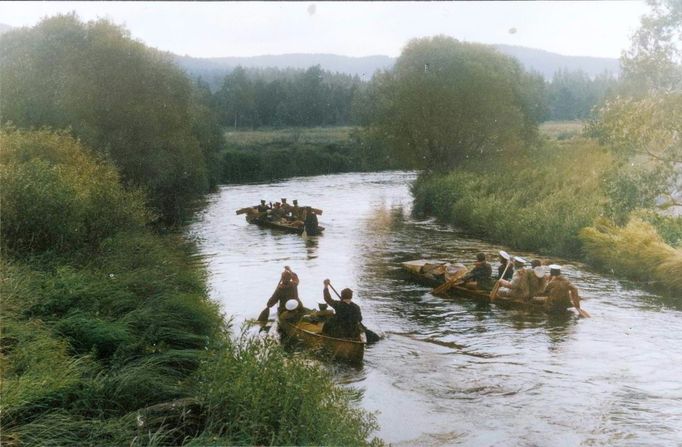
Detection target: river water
<box><xmin>189</xmin><ymin>171</ymin><xmax>682</xmax><ymax>446</ymax></box>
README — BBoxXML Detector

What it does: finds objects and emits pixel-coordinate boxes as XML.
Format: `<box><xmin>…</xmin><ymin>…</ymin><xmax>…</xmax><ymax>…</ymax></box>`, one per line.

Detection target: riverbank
<box><xmin>0</xmin><ymin>129</ymin><xmax>382</xmax><ymax>446</ymax></box>
<box><xmin>411</xmin><ymin>136</ymin><xmax>682</xmax><ymax>295</ymax></box>
<box><xmin>220</xmin><ymin>126</ymin><xmax>396</xmax><ymax>183</ymax></box>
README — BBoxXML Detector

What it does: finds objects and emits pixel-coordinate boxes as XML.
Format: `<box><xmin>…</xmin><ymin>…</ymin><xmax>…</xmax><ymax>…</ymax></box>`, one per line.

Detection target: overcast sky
<box><xmin>0</xmin><ymin>1</ymin><xmax>649</xmax><ymax>59</ymax></box>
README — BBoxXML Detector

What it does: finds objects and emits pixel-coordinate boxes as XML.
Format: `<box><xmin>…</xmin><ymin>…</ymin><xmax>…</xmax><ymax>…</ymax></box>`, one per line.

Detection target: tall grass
<box><xmin>1</xmin><ymin>128</ymin><xmax>382</xmax><ymax>445</ymax></box>
<box><xmin>413</xmin><ymin>138</ymin><xmax>610</xmax><ymax>257</ymax></box>
<box><xmin>580</xmin><ymin>218</ymin><xmax>682</xmax><ymax>293</ymax></box>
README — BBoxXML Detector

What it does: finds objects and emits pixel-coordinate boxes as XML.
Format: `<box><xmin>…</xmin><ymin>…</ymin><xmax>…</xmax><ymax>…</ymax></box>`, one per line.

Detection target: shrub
<box><xmin>0</xmin><ymin>128</ymin><xmax>149</xmax><ymax>255</ymax></box>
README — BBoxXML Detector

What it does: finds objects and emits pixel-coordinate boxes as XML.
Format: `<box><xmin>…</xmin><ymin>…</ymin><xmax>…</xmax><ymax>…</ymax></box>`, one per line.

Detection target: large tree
<box><xmin>362</xmin><ymin>36</ymin><xmax>545</xmax><ymax>170</ymax></box>
<box><xmin>592</xmin><ymin>0</ymin><xmax>681</xmax><ymax>213</ymax></box>
<box><xmin>0</xmin><ymin>14</ymin><xmax>221</xmax><ymax>223</ymax></box>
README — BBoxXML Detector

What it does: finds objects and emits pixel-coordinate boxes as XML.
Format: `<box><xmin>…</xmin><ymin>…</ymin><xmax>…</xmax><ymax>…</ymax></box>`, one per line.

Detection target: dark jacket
<box><xmin>322</xmin><ymin>288</ymin><xmax>362</xmax><ymax>339</ymax></box>
<box><xmin>464</xmin><ymin>261</ymin><xmax>493</xmax><ymax>288</ymax></box>
<box><xmin>498</xmin><ymin>262</ymin><xmax>513</xmax><ymax>281</ymax></box>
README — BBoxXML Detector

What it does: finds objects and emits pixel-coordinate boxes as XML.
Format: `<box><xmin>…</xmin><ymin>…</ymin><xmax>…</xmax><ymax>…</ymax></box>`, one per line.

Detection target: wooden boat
<box><xmin>277</xmin><ymin>312</ymin><xmax>365</xmax><ymax>364</ymax></box>
<box><xmin>238</xmin><ymin>208</ymin><xmax>325</xmax><ymax>235</ymax></box>
<box><xmin>401</xmin><ymin>259</ymin><xmax>571</xmax><ymax>313</ymax></box>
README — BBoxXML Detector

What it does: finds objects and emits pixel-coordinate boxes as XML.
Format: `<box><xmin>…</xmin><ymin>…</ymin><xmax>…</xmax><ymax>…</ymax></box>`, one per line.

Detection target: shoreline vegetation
<box><xmin>0</xmin><ymin>128</ymin><xmax>383</xmax><ymax>446</ymax></box>
<box><xmin>410</xmin><ymin>133</ymin><xmax>682</xmax><ymax>296</ymax></box>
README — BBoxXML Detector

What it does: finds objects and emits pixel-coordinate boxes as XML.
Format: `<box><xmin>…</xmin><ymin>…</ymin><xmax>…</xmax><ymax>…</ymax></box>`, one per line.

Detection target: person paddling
<box><xmin>321</xmin><ymin>279</ymin><xmax>363</xmax><ymax>339</ymax></box>
<box><xmin>266</xmin><ymin>266</ymin><xmax>302</xmax><ymax>313</ymax></box>
<box><xmin>542</xmin><ymin>264</ymin><xmax>586</xmax><ymax>315</ymax></box>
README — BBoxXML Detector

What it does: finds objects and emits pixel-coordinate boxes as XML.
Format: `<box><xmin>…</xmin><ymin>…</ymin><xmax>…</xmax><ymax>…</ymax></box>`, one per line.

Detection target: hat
<box><xmin>281</xmin><ymin>198</ymin><xmax>287</xmax><ymax>203</ymax></box>
<box><xmin>533</xmin><ymin>266</ymin><xmax>546</xmax><ymax>278</ymax></box>
<box><xmin>499</xmin><ymin>250</ymin><xmax>510</xmax><ymax>260</ymax></box>
<box><xmin>285</xmin><ymin>299</ymin><xmax>299</xmax><ymax>311</ymax></box>
<box><xmin>513</xmin><ymin>256</ymin><xmax>527</xmax><ymax>265</ymax></box>
<box><xmin>293</xmin><ymin>199</ymin><xmax>298</xmax><ymax>205</ymax></box>
<box><xmin>549</xmin><ymin>264</ymin><xmax>561</xmax><ymax>275</ymax></box>
<box><xmin>260</xmin><ymin>199</ymin><xmax>266</xmax><ymax>204</ymax></box>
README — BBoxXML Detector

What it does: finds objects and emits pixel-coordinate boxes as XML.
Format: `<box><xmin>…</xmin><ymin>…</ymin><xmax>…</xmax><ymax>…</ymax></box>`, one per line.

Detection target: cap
<box><xmin>549</xmin><ymin>264</ymin><xmax>561</xmax><ymax>275</ymax></box>
<box><xmin>285</xmin><ymin>299</ymin><xmax>299</xmax><ymax>311</ymax></box>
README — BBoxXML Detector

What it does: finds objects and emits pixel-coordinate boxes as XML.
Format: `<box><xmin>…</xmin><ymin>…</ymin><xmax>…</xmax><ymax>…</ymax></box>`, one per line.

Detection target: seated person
<box><xmin>496</xmin><ymin>257</ymin><xmax>530</xmax><ymax>300</ymax></box>
<box><xmin>321</xmin><ymin>279</ymin><xmax>363</xmax><ymax>339</ymax></box>
<box><xmin>462</xmin><ymin>252</ymin><xmax>493</xmax><ymax>290</ymax></box>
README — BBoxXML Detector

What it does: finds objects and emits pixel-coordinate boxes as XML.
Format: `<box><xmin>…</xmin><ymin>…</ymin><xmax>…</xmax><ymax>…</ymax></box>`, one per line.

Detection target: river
<box><xmin>188</xmin><ymin>171</ymin><xmax>682</xmax><ymax>446</ymax></box>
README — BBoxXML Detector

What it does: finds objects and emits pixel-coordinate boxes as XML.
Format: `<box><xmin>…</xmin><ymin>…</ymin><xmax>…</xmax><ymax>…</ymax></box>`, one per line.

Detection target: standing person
<box><xmin>321</xmin><ymin>279</ymin><xmax>363</xmax><ymax>339</ymax></box>
<box><xmin>304</xmin><ymin>206</ymin><xmax>320</xmax><ymax>235</ymax></box>
<box><xmin>462</xmin><ymin>252</ymin><xmax>493</xmax><ymax>290</ymax></box>
<box><xmin>266</xmin><ymin>266</ymin><xmax>301</xmax><ymax>313</ymax></box>
<box><xmin>496</xmin><ymin>257</ymin><xmax>530</xmax><ymax>299</ymax></box>
<box><xmin>542</xmin><ymin>264</ymin><xmax>582</xmax><ymax>313</ymax></box>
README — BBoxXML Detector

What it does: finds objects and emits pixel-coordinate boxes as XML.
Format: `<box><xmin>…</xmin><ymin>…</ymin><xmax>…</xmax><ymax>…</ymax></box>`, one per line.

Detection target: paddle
<box><xmin>489</xmin><ymin>251</ymin><xmax>512</xmax><ymax>301</ymax></box>
<box><xmin>432</xmin><ymin>268</ymin><xmax>468</xmax><ymax>295</ymax></box>
<box><xmin>328</xmin><ymin>282</ymin><xmax>381</xmax><ymax>343</ymax></box>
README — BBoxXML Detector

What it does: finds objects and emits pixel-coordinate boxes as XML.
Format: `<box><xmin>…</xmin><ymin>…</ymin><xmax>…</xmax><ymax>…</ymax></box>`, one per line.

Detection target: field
<box><xmin>539</xmin><ymin>120</ymin><xmax>585</xmax><ymax>140</ymax></box>
<box><xmin>224</xmin><ymin>126</ymin><xmax>356</xmax><ymax>148</ymax></box>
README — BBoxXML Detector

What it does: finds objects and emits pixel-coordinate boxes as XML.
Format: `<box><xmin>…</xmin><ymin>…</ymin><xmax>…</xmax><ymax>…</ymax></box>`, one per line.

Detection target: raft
<box><xmin>239</xmin><ymin>208</ymin><xmax>325</xmax><ymax>235</ymax></box>
<box><xmin>277</xmin><ymin>312</ymin><xmax>365</xmax><ymax>364</ymax></box>
<box><xmin>401</xmin><ymin>259</ymin><xmax>571</xmax><ymax>313</ymax></box>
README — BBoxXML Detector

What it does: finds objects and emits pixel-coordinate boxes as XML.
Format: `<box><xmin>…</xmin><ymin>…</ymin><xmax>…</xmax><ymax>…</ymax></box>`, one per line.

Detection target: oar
<box><xmin>328</xmin><ymin>282</ymin><xmax>381</xmax><ymax>344</ymax></box>
<box><xmin>572</xmin><ymin>295</ymin><xmax>591</xmax><ymax>318</ymax></box>
<box><xmin>432</xmin><ymin>268</ymin><xmax>468</xmax><ymax>295</ymax></box>
<box><xmin>257</xmin><ymin>275</ymin><xmax>282</xmax><ymax>322</ymax></box>
<box><xmin>490</xmin><ymin>252</ymin><xmax>513</xmax><ymax>301</ymax></box>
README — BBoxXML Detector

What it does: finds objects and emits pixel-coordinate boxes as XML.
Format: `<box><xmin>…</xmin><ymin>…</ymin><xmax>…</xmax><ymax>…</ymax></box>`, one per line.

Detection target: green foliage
<box><xmin>412</xmin><ymin>139</ymin><xmax>610</xmax><ymax>257</ymax></box>
<box><xmin>546</xmin><ymin>69</ymin><xmax>619</xmax><ymax>120</ymax></box>
<box><xmin>193</xmin><ymin>336</ymin><xmax>382</xmax><ymax>447</ymax></box>
<box><xmin>214</xmin><ymin>65</ymin><xmax>363</xmax><ymax>129</ymax></box>
<box><xmin>0</xmin><ymin>14</ymin><xmax>222</xmax><ymax>223</ymax></box>
<box><xmin>0</xmin><ymin>128</ymin><xmax>149</xmax><ymax>254</ymax></box>
<box><xmin>364</xmin><ymin>36</ymin><xmax>546</xmax><ymax>170</ymax></box>
<box><xmin>580</xmin><ymin>217</ymin><xmax>682</xmax><ymax>293</ymax></box>
<box><xmin>219</xmin><ymin>127</ymin><xmax>396</xmax><ymax>183</ymax></box>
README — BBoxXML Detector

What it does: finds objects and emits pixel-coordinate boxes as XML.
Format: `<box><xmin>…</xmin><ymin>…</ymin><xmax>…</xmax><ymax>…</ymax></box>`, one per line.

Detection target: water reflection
<box><xmin>190</xmin><ymin>171</ymin><xmax>682</xmax><ymax>446</ymax></box>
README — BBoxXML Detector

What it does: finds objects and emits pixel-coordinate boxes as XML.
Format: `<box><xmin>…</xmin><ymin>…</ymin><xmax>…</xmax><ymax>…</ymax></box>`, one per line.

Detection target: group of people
<box><xmin>252</xmin><ymin>198</ymin><xmax>321</xmax><ymax>235</ymax></box>
<box><xmin>460</xmin><ymin>252</ymin><xmax>583</xmax><ymax>312</ymax></box>
<box><xmin>265</xmin><ymin>266</ymin><xmax>364</xmax><ymax>340</ymax></box>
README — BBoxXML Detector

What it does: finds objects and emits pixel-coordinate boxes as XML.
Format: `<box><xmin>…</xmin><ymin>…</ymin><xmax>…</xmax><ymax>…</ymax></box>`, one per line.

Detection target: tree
<box><xmin>591</xmin><ymin>0</ymin><xmax>681</xmax><ymax>213</ymax></box>
<box><xmin>0</xmin><ymin>14</ymin><xmax>220</xmax><ymax>223</ymax></box>
<box><xmin>363</xmin><ymin>36</ymin><xmax>545</xmax><ymax>170</ymax></box>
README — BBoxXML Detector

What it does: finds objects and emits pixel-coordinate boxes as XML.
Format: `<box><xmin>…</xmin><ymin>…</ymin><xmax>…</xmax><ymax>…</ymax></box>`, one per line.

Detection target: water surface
<box><xmin>189</xmin><ymin>171</ymin><xmax>682</xmax><ymax>446</ymax></box>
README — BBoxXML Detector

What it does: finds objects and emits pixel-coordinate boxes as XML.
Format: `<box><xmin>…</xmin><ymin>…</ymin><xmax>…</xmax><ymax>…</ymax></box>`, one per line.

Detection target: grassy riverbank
<box><xmin>0</xmin><ymin>128</ymin><xmax>382</xmax><ymax>446</ymax></box>
<box><xmin>412</xmin><ymin>137</ymin><xmax>682</xmax><ymax>295</ymax></box>
<box><xmin>220</xmin><ymin>126</ymin><xmax>396</xmax><ymax>183</ymax></box>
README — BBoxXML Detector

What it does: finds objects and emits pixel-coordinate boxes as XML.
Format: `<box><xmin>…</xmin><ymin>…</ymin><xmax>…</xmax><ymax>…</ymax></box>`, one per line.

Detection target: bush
<box><xmin>193</xmin><ymin>336</ymin><xmax>383</xmax><ymax>447</ymax></box>
<box><xmin>0</xmin><ymin>128</ymin><xmax>149</xmax><ymax>254</ymax></box>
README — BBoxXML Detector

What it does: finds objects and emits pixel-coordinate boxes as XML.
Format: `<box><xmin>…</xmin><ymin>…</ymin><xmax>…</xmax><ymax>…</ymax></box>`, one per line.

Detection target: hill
<box><xmin>174</xmin><ymin>45</ymin><xmax>620</xmax><ymax>88</ymax></box>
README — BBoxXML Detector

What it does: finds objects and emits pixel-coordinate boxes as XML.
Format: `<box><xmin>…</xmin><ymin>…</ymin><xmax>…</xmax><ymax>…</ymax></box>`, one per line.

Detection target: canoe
<box><xmin>277</xmin><ymin>313</ymin><xmax>365</xmax><ymax>364</ymax></box>
<box><xmin>245</xmin><ymin>214</ymin><xmax>325</xmax><ymax>235</ymax></box>
<box><xmin>401</xmin><ymin>259</ymin><xmax>571</xmax><ymax>313</ymax></box>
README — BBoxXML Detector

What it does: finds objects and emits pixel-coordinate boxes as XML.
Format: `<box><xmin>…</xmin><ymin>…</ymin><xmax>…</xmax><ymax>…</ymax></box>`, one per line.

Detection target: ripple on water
<box><xmin>190</xmin><ymin>171</ymin><xmax>682</xmax><ymax>446</ymax></box>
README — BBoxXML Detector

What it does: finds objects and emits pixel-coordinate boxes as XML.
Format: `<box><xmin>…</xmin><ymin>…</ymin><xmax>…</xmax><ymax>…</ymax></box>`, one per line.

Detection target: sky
<box><xmin>0</xmin><ymin>1</ymin><xmax>650</xmax><ymax>59</ymax></box>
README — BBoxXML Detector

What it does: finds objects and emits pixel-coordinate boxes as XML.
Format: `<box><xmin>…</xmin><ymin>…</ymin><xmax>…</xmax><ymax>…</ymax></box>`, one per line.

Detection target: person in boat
<box><xmin>304</xmin><ymin>206</ymin><xmax>321</xmax><ymax>235</ymax></box>
<box><xmin>496</xmin><ymin>257</ymin><xmax>530</xmax><ymax>300</ymax></box>
<box><xmin>280</xmin><ymin>299</ymin><xmax>306</xmax><ymax>323</ymax></box>
<box><xmin>542</xmin><ymin>264</ymin><xmax>582</xmax><ymax>312</ymax></box>
<box><xmin>527</xmin><ymin>259</ymin><xmax>547</xmax><ymax>298</ymax></box>
<box><xmin>291</xmin><ymin>199</ymin><xmax>303</xmax><ymax>220</ymax></box>
<box><xmin>497</xmin><ymin>253</ymin><xmax>514</xmax><ymax>281</ymax></box>
<box><xmin>321</xmin><ymin>279</ymin><xmax>363</xmax><ymax>339</ymax></box>
<box><xmin>280</xmin><ymin>198</ymin><xmax>293</xmax><ymax>215</ymax></box>
<box><xmin>257</xmin><ymin>199</ymin><xmax>270</xmax><ymax>213</ymax></box>
<box><xmin>269</xmin><ymin>202</ymin><xmax>286</xmax><ymax>221</ymax></box>
<box><xmin>267</xmin><ymin>266</ymin><xmax>302</xmax><ymax>313</ymax></box>
<box><xmin>462</xmin><ymin>252</ymin><xmax>493</xmax><ymax>290</ymax></box>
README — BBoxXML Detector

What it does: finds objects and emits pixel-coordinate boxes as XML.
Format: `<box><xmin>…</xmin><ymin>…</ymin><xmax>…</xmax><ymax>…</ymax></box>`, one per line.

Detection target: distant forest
<box><xmin>202</xmin><ymin>62</ymin><xmax>619</xmax><ymax>129</ymax></box>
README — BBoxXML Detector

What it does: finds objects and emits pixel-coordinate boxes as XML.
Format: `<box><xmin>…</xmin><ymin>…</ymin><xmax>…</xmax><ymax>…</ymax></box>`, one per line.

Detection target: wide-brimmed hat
<box><xmin>513</xmin><ymin>256</ymin><xmax>527</xmax><ymax>265</ymax></box>
<box><xmin>533</xmin><ymin>266</ymin><xmax>546</xmax><ymax>278</ymax></box>
<box><xmin>499</xmin><ymin>250</ymin><xmax>510</xmax><ymax>260</ymax></box>
<box><xmin>285</xmin><ymin>299</ymin><xmax>299</xmax><ymax>311</ymax></box>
